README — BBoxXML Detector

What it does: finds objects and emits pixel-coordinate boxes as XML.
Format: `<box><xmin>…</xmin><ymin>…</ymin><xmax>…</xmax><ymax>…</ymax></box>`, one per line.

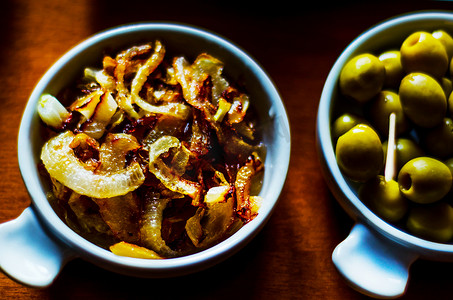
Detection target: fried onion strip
<box><xmin>148</xmin><ymin>136</ymin><xmax>202</xmax><ymax>202</ymax></box>
<box><xmin>41</xmin><ymin>131</ymin><xmax>145</xmax><ymax>198</ymax></box>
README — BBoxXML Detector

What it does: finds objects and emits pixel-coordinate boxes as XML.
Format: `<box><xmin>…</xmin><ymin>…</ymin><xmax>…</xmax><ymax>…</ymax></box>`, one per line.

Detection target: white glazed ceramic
<box><xmin>2</xmin><ymin>23</ymin><xmax>291</xmax><ymax>288</ymax></box>
<box><xmin>317</xmin><ymin>11</ymin><xmax>453</xmax><ymax>299</ymax></box>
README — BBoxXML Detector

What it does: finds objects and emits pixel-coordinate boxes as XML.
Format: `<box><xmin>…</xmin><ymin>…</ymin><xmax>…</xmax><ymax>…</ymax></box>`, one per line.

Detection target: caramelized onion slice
<box><xmin>41</xmin><ymin>131</ymin><xmax>145</xmax><ymax>198</ymax></box>
<box><xmin>130</xmin><ymin>40</ymin><xmax>165</xmax><ymax>97</ymax></box>
<box><xmin>37</xmin><ymin>94</ymin><xmax>71</xmax><ymax>129</ymax></box>
<box><xmin>110</xmin><ymin>241</ymin><xmax>163</xmax><ymax>259</ymax></box>
<box><xmin>133</xmin><ymin>97</ymin><xmax>191</xmax><ymax>120</ymax></box>
<box><xmin>130</xmin><ymin>41</ymin><xmax>191</xmax><ymax>120</ymax></box>
<box><xmin>213</xmin><ymin>97</ymin><xmax>232</xmax><ymax>122</ymax></box>
<box><xmin>67</xmin><ymin>192</ymin><xmax>111</xmax><ymax>234</ymax></box>
<box><xmin>148</xmin><ymin>136</ymin><xmax>202</xmax><ymax>200</ymax></box>
<box><xmin>205</xmin><ymin>185</ymin><xmax>231</xmax><ymax>204</ymax></box>
<box><xmin>84</xmin><ymin>68</ymin><xmax>116</xmax><ymax>91</ymax></box>
<box><xmin>93</xmin><ymin>192</ymin><xmax>141</xmax><ymax>244</ymax></box>
<box><xmin>192</xmin><ymin>53</ymin><xmax>229</xmax><ymax>105</ymax></box>
<box><xmin>227</xmin><ymin>94</ymin><xmax>250</xmax><ymax>124</ymax></box>
<box><xmin>140</xmin><ymin>195</ymin><xmax>180</xmax><ymax>257</ymax></box>
<box><xmin>99</xmin><ymin>133</ymin><xmax>141</xmax><ymax>172</ymax></box>
<box><xmin>82</xmin><ymin>92</ymin><xmax>118</xmax><ymax>139</ymax></box>
<box><xmin>234</xmin><ymin>152</ymin><xmax>264</xmax><ymax>219</ymax></box>
<box><xmin>186</xmin><ymin>196</ymin><xmax>235</xmax><ymax>248</ymax></box>
<box><xmin>69</xmin><ymin>90</ymin><xmax>103</xmax><ymax>121</ymax></box>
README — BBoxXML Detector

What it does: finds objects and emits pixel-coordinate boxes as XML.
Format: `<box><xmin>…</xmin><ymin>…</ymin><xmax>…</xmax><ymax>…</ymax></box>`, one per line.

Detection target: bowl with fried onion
<box><xmin>0</xmin><ymin>23</ymin><xmax>290</xmax><ymax>287</ymax></box>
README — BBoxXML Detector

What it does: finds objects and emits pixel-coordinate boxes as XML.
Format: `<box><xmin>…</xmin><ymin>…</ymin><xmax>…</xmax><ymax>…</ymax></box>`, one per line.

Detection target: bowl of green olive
<box><xmin>317</xmin><ymin>11</ymin><xmax>453</xmax><ymax>299</ymax></box>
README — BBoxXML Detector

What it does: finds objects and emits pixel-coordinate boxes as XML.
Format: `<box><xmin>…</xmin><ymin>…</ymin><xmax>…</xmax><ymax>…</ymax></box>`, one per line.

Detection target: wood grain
<box><xmin>1</xmin><ymin>1</ymin><xmax>453</xmax><ymax>299</ymax></box>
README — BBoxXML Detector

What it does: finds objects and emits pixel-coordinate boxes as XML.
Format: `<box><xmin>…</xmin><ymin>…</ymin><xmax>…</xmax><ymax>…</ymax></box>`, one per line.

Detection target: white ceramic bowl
<box><xmin>1</xmin><ymin>23</ymin><xmax>290</xmax><ymax>288</ymax></box>
<box><xmin>317</xmin><ymin>11</ymin><xmax>453</xmax><ymax>299</ymax></box>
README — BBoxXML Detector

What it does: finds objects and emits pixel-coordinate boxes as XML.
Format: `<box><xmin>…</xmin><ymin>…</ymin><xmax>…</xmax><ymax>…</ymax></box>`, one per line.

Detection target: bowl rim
<box><xmin>17</xmin><ymin>22</ymin><xmax>291</xmax><ymax>274</ymax></box>
<box><xmin>317</xmin><ymin>10</ymin><xmax>453</xmax><ymax>256</ymax></box>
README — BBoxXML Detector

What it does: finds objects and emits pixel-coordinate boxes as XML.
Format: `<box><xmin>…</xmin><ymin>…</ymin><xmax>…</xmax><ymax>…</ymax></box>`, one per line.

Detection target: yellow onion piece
<box><xmin>173</xmin><ymin>56</ymin><xmax>203</xmax><ymax>107</ymax></box>
<box><xmin>93</xmin><ymin>192</ymin><xmax>141</xmax><ymax>244</ymax></box>
<box><xmin>82</xmin><ymin>92</ymin><xmax>118</xmax><ymax>139</ymax></box>
<box><xmin>117</xmin><ymin>93</ymin><xmax>141</xmax><ymax>120</ymax></box>
<box><xmin>202</xmin><ymin>196</ymin><xmax>235</xmax><ymax>246</ymax></box>
<box><xmin>173</xmin><ymin>54</ymin><xmax>230</xmax><ymax>122</ymax></box>
<box><xmin>249</xmin><ymin>196</ymin><xmax>263</xmax><ymax>216</ymax></box>
<box><xmin>204</xmin><ymin>185</ymin><xmax>232</xmax><ymax>204</ymax></box>
<box><xmin>185</xmin><ymin>207</ymin><xmax>204</xmax><ymax>247</ymax></box>
<box><xmin>84</xmin><ymin>68</ymin><xmax>116</xmax><ymax>91</ymax></box>
<box><xmin>152</xmin><ymin>89</ymin><xmax>179</xmax><ymax>103</ymax></box>
<box><xmin>129</xmin><ymin>41</ymin><xmax>191</xmax><ymax>119</ymax></box>
<box><xmin>148</xmin><ymin>136</ymin><xmax>201</xmax><ymax>201</ymax></box>
<box><xmin>132</xmin><ymin>96</ymin><xmax>191</xmax><ymax>120</ymax></box>
<box><xmin>41</xmin><ymin>131</ymin><xmax>145</xmax><ymax>198</ymax></box>
<box><xmin>227</xmin><ymin>94</ymin><xmax>250</xmax><ymax>124</ymax></box>
<box><xmin>153</xmin><ymin>159</ymin><xmax>201</xmax><ymax>200</ymax></box>
<box><xmin>140</xmin><ymin>195</ymin><xmax>180</xmax><ymax>257</ymax></box>
<box><xmin>142</xmin><ymin>115</ymin><xmax>186</xmax><ymax>145</ymax></box>
<box><xmin>69</xmin><ymin>89</ymin><xmax>103</xmax><ymax>120</ymax></box>
<box><xmin>67</xmin><ymin>192</ymin><xmax>111</xmax><ymax>234</ymax></box>
<box><xmin>131</xmin><ymin>40</ymin><xmax>165</xmax><ymax>97</ymax></box>
<box><xmin>186</xmin><ymin>183</ymin><xmax>233</xmax><ymax>247</ymax></box>
<box><xmin>216</xmin><ymin>172</ymin><xmax>229</xmax><ymax>185</ymax></box>
<box><xmin>234</xmin><ymin>153</ymin><xmax>264</xmax><ymax>217</ymax></box>
<box><xmin>37</xmin><ymin>94</ymin><xmax>71</xmax><ymax>129</ymax></box>
<box><xmin>213</xmin><ymin>97</ymin><xmax>232</xmax><ymax>123</ymax></box>
<box><xmin>192</xmin><ymin>53</ymin><xmax>229</xmax><ymax>104</ymax></box>
<box><xmin>108</xmin><ymin>110</ymin><xmax>126</xmax><ymax>130</ymax></box>
<box><xmin>173</xmin><ymin>56</ymin><xmax>216</xmax><ymax>123</ymax></box>
<box><xmin>186</xmin><ymin>196</ymin><xmax>235</xmax><ymax>248</ymax></box>
<box><xmin>99</xmin><ymin>133</ymin><xmax>141</xmax><ymax>172</ymax></box>
<box><xmin>110</xmin><ymin>241</ymin><xmax>163</xmax><ymax>259</ymax></box>
<box><xmin>148</xmin><ymin>135</ymin><xmax>180</xmax><ymax>161</ymax></box>
<box><xmin>235</xmin><ymin>164</ymin><xmax>254</xmax><ymax>211</ymax></box>
<box><xmin>114</xmin><ymin>53</ymin><xmax>140</xmax><ymax>119</ymax></box>
<box><xmin>170</xmin><ymin>144</ymin><xmax>191</xmax><ymax>176</ymax></box>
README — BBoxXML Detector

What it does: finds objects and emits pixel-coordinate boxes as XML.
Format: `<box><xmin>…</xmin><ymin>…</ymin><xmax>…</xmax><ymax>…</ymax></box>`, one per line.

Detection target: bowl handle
<box><xmin>0</xmin><ymin>206</ymin><xmax>75</xmax><ymax>288</ymax></box>
<box><xmin>332</xmin><ymin>222</ymin><xmax>418</xmax><ymax>299</ymax></box>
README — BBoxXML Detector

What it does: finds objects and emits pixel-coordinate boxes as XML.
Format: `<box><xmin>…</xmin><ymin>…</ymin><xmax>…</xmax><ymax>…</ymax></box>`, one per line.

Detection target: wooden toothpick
<box><xmin>384</xmin><ymin>112</ymin><xmax>397</xmax><ymax>183</ymax></box>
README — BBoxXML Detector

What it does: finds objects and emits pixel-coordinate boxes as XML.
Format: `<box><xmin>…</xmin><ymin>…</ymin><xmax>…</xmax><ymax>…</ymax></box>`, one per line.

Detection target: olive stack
<box><xmin>333</xmin><ymin>30</ymin><xmax>453</xmax><ymax>243</ymax></box>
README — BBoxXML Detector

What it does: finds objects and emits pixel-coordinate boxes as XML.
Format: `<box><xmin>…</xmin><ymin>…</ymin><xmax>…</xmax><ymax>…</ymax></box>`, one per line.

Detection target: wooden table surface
<box><xmin>2</xmin><ymin>0</ymin><xmax>453</xmax><ymax>299</ymax></box>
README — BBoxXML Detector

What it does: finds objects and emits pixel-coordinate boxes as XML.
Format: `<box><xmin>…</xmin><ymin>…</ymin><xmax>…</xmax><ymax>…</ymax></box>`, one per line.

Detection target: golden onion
<box><xmin>37</xmin><ymin>94</ymin><xmax>71</xmax><ymax>129</ymax></box>
<box><xmin>140</xmin><ymin>195</ymin><xmax>180</xmax><ymax>257</ymax></box>
<box><xmin>82</xmin><ymin>92</ymin><xmax>118</xmax><ymax>139</ymax></box>
<box><xmin>41</xmin><ymin>131</ymin><xmax>145</xmax><ymax>198</ymax></box>
<box><xmin>148</xmin><ymin>136</ymin><xmax>202</xmax><ymax>201</ymax></box>
<box><xmin>110</xmin><ymin>241</ymin><xmax>163</xmax><ymax>259</ymax></box>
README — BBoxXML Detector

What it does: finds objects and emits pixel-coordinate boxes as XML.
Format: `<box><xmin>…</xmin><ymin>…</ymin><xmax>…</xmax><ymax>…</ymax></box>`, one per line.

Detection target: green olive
<box><xmin>445</xmin><ymin>158</ymin><xmax>453</xmax><ymax>196</ymax></box>
<box><xmin>383</xmin><ymin>138</ymin><xmax>424</xmax><ymax>172</ymax></box>
<box><xmin>432</xmin><ymin>29</ymin><xmax>453</xmax><ymax>61</ymax></box>
<box><xmin>336</xmin><ymin>124</ymin><xmax>384</xmax><ymax>182</ymax></box>
<box><xmin>451</xmin><ymin>56</ymin><xmax>453</xmax><ymax>79</ymax></box>
<box><xmin>448</xmin><ymin>90</ymin><xmax>453</xmax><ymax>116</ymax></box>
<box><xmin>406</xmin><ymin>202</ymin><xmax>453</xmax><ymax>243</ymax></box>
<box><xmin>398</xmin><ymin>157</ymin><xmax>452</xmax><ymax>204</ymax></box>
<box><xmin>331</xmin><ymin>112</ymin><xmax>366</xmax><ymax>141</ymax></box>
<box><xmin>399</xmin><ymin>72</ymin><xmax>447</xmax><ymax>128</ymax></box>
<box><xmin>378</xmin><ymin>50</ymin><xmax>404</xmax><ymax>88</ymax></box>
<box><xmin>441</xmin><ymin>77</ymin><xmax>452</xmax><ymax>99</ymax></box>
<box><xmin>422</xmin><ymin>117</ymin><xmax>453</xmax><ymax>159</ymax></box>
<box><xmin>367</xmin><ymin>90</ymin><xmax>409</xmax><ymax>136</ymax></box>
<box><xmin>339</xmin><ymin>53</ymin><xmax>386</xmax><ymax>103</ymax></box>
<box><xmin>445</xmin><ymin>157</ymin><xmax>453</xmax><ymax>176</ymax></box>
<box><xmin>359</xmin><ymin>175</ymin><xmax>408</xmax><ymax>222</ymax></box>
<box><xmin>400</xmin><ymin>31</ymin><xmax>449</xmax><ymax>79</ymax></box>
